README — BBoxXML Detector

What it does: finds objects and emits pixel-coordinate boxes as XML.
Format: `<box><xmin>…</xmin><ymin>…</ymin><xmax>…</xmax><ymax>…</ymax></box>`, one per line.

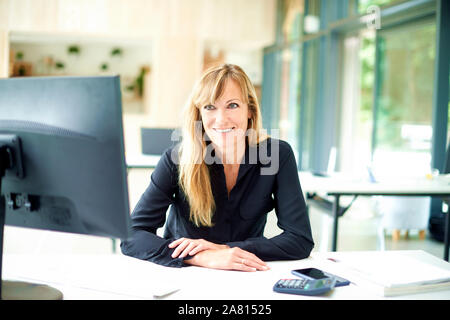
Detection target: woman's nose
<box><xmin>215</xmin><ymin>108</ymin><xmax>227</xmax><ymax>124</ymax></box>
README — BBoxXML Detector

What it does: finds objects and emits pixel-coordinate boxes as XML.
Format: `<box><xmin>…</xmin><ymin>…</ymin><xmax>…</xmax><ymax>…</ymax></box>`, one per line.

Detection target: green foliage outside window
<box><xmin>375</xmin><ymin>21</ymin><xmax>436</xmax><ymax>151</ymax></box>
<box><xmin>359</xmin><ymin>34</ymin><xmax>376</xmax><ymax>125</ymax></box>
<box><xmin>358</xmin><ymin>0</ymin><xmax>399</xmax><ymax>13</ymax></box>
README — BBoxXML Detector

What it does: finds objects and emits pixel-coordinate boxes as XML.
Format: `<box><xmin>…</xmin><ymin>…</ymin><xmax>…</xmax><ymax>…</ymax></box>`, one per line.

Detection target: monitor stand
<box><xmin>0</xmin><ymin>143</ymin><xmax>63</xmax><ymax>300</ymax></box>
<box><xmin>1</xmin><ymin>280</ymin><xmax>63</xmax><ymax>300</ymax></box>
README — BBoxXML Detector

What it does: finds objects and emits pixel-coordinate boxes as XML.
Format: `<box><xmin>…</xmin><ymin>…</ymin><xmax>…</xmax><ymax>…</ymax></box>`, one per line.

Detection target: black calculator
<box><xmin>273</xmin><ymin>278</ymin><xmax>336</xmax><ymax>296</ymax></box>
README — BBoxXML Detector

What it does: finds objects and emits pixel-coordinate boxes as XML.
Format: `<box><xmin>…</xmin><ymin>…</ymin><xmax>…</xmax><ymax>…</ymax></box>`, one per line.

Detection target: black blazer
<box><xmin>120</xmin><ymin>138</ymin><xmax>314</xmax><ymax>267</ymax></box>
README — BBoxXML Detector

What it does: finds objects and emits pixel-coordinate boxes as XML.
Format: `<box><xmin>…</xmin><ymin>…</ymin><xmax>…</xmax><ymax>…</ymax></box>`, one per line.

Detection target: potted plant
<box><xmin>99</xmin><ymin>62</ymin><xmax>109</xmax><ymax>73</ymax></box>
<box><xmin>54</xmin><ymin>61</ymin><xmax>65</xmax><ymax>75</ymax></box>
<box><xmin>67</xmin><ymin>45</ymin><xmax>80</xmax><ymax>55</ymax></box>
<box><xmin>110</xmin><ymin>47</ymin><xmax>123</xmax><ymax>57</ymax></box>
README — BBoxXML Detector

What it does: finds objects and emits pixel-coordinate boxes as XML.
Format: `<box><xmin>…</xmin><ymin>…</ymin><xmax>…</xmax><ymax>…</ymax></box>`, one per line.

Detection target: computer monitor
<box><xmin>0</xmin><ymin>75</ymin><xmax>131</xmax><ymax>299</ymax></box>
<box><xmin>141</xmin><ymin>127</ymin><xmax>176</xmax><ymax>155</ymax></box>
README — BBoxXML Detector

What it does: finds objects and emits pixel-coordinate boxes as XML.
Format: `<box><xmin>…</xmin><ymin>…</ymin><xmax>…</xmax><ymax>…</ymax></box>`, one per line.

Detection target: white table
<box><xmin>2</xmin><ymin>250</ymin><xmax>450</xmax><ymax>300</ymax></box>
<box><xmin>126</xmin><ymin>153</ymin><xmax>160</xmax><ymax>169</ymax></box>
<box><xmin>299</xmin><ymin>172</ymin><xmax>450</xmax><ymax>260</ymax></box>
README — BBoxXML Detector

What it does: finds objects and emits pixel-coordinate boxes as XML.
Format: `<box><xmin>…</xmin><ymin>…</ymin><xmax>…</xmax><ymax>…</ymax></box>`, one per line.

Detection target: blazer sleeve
<box><xmin>226</xmin><ymin>141</ymin><xmax>314</xmax><ymax>261</ymax></box>
<box><xmin>120</xmin><ymin>148</ymin><xmax>186</xmax><ymax>267</ymax></box>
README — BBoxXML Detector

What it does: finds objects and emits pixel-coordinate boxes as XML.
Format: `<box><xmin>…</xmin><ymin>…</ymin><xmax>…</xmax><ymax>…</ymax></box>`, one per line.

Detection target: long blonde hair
<box><xmin>178</xmin><ymin>64</ymin><xmax>267</xmax><ymax>227</ymax></box>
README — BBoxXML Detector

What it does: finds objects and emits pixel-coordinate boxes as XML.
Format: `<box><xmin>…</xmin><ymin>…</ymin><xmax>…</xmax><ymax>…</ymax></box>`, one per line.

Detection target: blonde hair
<box><xmin>178</xmin><ymin>64</ymin><xmax>267</xmax><ymax>227</ymax></box>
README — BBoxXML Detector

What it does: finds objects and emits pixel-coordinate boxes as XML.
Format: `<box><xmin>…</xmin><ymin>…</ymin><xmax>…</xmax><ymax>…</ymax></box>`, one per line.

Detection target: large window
<box><xmin>262</xmin><ymin>0</ymin><xmax>446</xmax><ymax>177</ymax></box>
<box><xmin>358</xmin><ymin>0</ymin><xmax>401</xmax><ymax>13</ymax></box>
<box><xmin>299</xmin><ymin>39</ymin><xmax>319</xmax><ymax>170</ymax></box>
<box><xmin>338</xmin><ymin>29</ymin><xmax>376</xmax><ymax>175</ymax></box>
<box><xmin>448</xmin><ymin>72</ymin><xmax>450</xmax><ymax>145</ymax></box>
<box><xmin>280</xmin><ymin>43</ymin><xmax>303</xmax><ymax>156</ymax></box>
<box><xmin>372</xmin><ymin>19</ymin><xmax>436</xmax><ymax>177</ymax></box>
<box><xmin>262</xmin><ymin>0</ymin><xmax>305</xmax><ymax>163</ymax></box>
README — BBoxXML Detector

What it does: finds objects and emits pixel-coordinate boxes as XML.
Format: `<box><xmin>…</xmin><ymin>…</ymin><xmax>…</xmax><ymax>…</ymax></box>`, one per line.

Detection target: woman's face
<box><xmin>200</xmin><ymin>79</ymin><xmax>251</xmax><ymax>154</ymax></box>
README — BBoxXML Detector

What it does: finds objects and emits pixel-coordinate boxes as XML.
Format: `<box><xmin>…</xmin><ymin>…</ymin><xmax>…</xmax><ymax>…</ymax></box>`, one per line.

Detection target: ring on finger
<box><xmin>241</xmin><ymin>259</ymin><xmax>245</xmax><ymax>265</ymax></box>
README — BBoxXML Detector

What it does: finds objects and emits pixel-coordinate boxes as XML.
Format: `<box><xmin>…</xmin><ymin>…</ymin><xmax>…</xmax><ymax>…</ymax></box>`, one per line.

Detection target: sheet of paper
<box><xmin>3</xmin><ymin>254</ymin><xmax>184</xmax><ymax>299</ymax></box>
<box><xmin>324</xmin><ymin>251</ymin><xmax>450</xmax><ymax>288</ymax></box>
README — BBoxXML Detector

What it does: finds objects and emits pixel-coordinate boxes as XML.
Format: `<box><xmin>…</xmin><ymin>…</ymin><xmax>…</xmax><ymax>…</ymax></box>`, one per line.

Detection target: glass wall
<box><xmin>358</xmin><ymin>0</ymin><xmax>400</xmax><ymax>13</ymax></box>
<box><xmin>261</xmin><ymin>0</ymin><xmax>449</xmax><ymax>244</ymax></box>
<box><xmin>338</xmin><ymin>29</ymin><xmax>376</xmax><ymax>176</ymax></box>
<box><xmin>448</xmin><ymin>72</ymin><xmax>450</xmax><ymax>142</ymax></box>
<box><xmin>300</xmin><ymin>39</ymin><xmax>319</xmax><ymax>170</ymax></box>
<box><xmin>372</xmin><ymin>19</ymin><xmax>436</xmax><ymax>177</ymax></box>
<box><xmin>262</xmin><ymin>0</ymin><xmax>305</xmax><ymax>163</ymax></box>
<box><xmin>262</xmin><ymin>0</ymin><xmax>445</xmax><ymax>176</ymax></box>
<box><xmin>284</xmin><ymin>43</ymin><xmax>303</xmax><ymax>156</ymax></box>
<box><xmin>261</xmin><ymin>50</ymin><xmax>281</xmax><ymax>131</ymax></box>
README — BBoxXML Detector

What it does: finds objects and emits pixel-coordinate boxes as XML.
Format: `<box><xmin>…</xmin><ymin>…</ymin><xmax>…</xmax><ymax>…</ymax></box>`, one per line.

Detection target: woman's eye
<box><xmin>204</xmin><ymin>105</ymin><xmax>215</xmax><ymax>110</ymax></box>
<box><xmin>228</xmin><ymin>103</ymin><xmax>239</xmax><ymax>109</ymax></box>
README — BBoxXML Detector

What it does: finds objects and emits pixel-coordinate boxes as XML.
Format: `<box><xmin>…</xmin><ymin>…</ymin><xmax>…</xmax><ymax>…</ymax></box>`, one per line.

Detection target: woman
<box><xmin>120</xmin><ymin>64</ymin><xmax>314</xmax><ymax>271</ymax></box>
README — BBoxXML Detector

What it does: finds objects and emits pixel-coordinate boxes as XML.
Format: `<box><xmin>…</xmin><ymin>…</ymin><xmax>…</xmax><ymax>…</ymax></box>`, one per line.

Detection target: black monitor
<box><xmin>0</xmin><ymin>75</ymin><xmax>131</xmax><ymax>299</ymax></box>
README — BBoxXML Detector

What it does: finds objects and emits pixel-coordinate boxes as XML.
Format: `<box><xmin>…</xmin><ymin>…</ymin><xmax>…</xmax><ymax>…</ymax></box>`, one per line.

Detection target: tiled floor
<box><xmin>3</xmin><ymin>168</ymin><xmax>447</xmax><ymax>262</ymax></box>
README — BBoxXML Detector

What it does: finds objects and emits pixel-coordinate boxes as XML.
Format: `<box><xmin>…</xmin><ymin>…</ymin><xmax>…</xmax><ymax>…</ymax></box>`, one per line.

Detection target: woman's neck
<box><xmin>214</xmin><ymin>141</ymin><xmax>246</xmax><ymax>165</ymax></box>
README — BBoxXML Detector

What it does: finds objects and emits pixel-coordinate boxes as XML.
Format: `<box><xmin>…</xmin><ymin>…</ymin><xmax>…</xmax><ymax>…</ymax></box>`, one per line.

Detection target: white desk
<box><xmin>126</xmin><ymin>153</ymin><xmax>160</xmax><ymax>169</ymax></box>
<box><xmin>2</xmin><ymin>250</ymin><xmax>450</xmax><ymax>300</ymax></box>
<box><xmin>299</xmin><ymin>172</ymin><xmax>450</xmax><ymax>260</ymax></box>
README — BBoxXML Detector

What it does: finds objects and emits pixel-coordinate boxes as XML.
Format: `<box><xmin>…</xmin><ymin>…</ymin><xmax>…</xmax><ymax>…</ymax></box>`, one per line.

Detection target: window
<box><xmin>445</xmin><ymin>71</ymin><xmax>450</xmax><ymax>156</ymax></box>
<box><xmin>299</xmin><ymin>39</ymin><xmax>319</xmax><ymax>170</ymax></box>
<box><xmin>281</xmin><ymin>0</ymin><xmax>304</xmax><ymax>41</ymax></box>
<box><xmin>338</xmin><ymin>29</ymin><xmax>376</xmax><ymax>175</ymax></box>
<box><xmin>263</xmin><ymin>0</ymin><xmax>305</xmax><ymax>164</ymax></box>
<box><xmin>279</xmin><ymin>43</ymin><xmax>303</xmax><ymax>158</ymax></box>
<box><xmin>358</xmin><ymin>0</ymin><xmax>401</xmax><ymax>13</ymax></box>
<box><xmin>372</xmin><ymin>19</ymin><xmax>436</xmax><ymax>177</ymax></box>
<box><xmin>263</xmin><ymin>0</ymin><xmax>444</xmax><ymax>177</ymax></box>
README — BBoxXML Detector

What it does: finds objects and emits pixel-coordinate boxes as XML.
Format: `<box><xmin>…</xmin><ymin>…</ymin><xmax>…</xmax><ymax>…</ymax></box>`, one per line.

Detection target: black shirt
<box><xmin>120</xmin><ymin>138</ymin><xmax>314</xmax><ymax>267</ymax></box>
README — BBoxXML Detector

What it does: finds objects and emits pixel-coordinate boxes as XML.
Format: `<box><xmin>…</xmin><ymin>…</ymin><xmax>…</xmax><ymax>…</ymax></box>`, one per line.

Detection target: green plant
<box><xmin>55</xmin><ymin>61</ymin><xmax>65</xmax><ymax>69</ymax></box>
<box><xmin>15</xmin><ymin>52</ymin><xmax>24</xmax><ymax>61</ymax></box>
<box><xmin>111</xmin><ymin>47</ymin><xmax>123</xmax><ymax>57</ymax></box>
<box><xmin>18</xmin><ymin>65</ymin><xmax>26</xmax><ymax>76</ymax></box>
<box><xmin>100</xmin><ymin>63</ymin><xmax>109</xmax><ymax>71</ymax></box>
<box><xmin>135</xmin><ymin>66</ymin><xmax>150</xmax><ymax>97</ymax></box>
<box><xmin>68</xmin><ymin>45</ymin><xmax>80</xmax><ymax>55</ymax></box>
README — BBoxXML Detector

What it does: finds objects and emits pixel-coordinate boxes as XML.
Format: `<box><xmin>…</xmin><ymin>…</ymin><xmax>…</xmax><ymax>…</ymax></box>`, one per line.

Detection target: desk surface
<box><xmin>124</xmin><ymin>161</ymin><xmax>450</xmax><ymax>195</ymax></box>
<box><xmin>3</xmin><ymin>250</ymin><xmax>450</xmax><ymax>300</ymax></box>
<box><xmin>126</xmin><ymin>153</ymin><xmax>160</xmax><ymax>169</ymax></box>
<box><xmin>299</xmin><ymin>172</ymin><xmax>450</xmax><ymax>196</ymax></box>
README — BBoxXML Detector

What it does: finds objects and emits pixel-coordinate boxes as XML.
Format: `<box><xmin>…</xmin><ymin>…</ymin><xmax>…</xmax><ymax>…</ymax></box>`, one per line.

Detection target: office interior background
<box><xmin>0</xmin><ymin>0</ymin><xmax>449</xmax><ymax>259</ymax></box>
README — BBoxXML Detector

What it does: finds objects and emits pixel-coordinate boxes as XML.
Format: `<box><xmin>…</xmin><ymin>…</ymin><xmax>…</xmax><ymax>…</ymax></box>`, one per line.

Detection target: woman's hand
<box><xmin>168</xmin><ymin>237</ymin><xmax>228</xmax><ymax>258</ymax></box>
<box><xmin>183</xmin><ymin>247</ymin><xmax>270</xmax><ymax>272</ymax></box>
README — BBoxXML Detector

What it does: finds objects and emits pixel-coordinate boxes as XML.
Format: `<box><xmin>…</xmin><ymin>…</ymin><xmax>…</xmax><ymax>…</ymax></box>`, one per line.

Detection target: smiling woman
<box><xmin>120</xmin><ymin>64</ymin><xmax>314</xmax><ymax>271</ymax></box>
<box><xmin>178</xmin><ymin>64</ymin><xmax>267</xmax><ymax>227</ymax></box>
<box><xmin>199</xmin><ymin>80</ymin><xmax>251</xmax><ymax>163</ymax></box>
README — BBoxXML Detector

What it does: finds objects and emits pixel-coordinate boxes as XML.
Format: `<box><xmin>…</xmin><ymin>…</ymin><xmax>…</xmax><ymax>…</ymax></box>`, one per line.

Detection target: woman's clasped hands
<box><xmin>168</xmin><ymin>237</ymin><xmax>270</xmax><ymax>272</ymax></box>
